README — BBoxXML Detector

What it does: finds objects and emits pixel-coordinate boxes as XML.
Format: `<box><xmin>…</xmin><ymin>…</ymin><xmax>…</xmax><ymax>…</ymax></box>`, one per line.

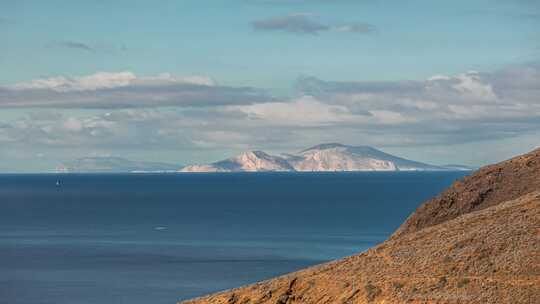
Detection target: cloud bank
<box><xmin>0</xmin><ymin>72</ymin><xmax>272</xmax><ymax>108</ymax></box>
<box><xmin>1</xmin><ymin>63</ymin><xmax>538</xmax><ymax>153</ymax></box>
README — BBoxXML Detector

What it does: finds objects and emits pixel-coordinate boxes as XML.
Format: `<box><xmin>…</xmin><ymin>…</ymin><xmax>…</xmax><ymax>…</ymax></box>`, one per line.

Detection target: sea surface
<box><xmin>0</xmin><ymin>172</ymin><xmax>467</xmax><ymax>304</ymax></box>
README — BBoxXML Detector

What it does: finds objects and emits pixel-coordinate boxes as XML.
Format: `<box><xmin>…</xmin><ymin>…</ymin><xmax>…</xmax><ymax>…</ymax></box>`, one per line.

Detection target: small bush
<box><xmin>364</xmin><ymin>283</ymin><xmax>381</xmax><ymax>301</ymax></box>
<box><xmin>437</xmin><ymin>276</ymin><xmax>448</xmax><ymax>288</ymax></box>
<box><xmin>392</xmin><ymin>281</ymin><xmax>404</xmax><ymax>290</ymax></box>
<box><xmin>457</xmin><ymin>278</ymin><xmax>470</xmax><ymax>288</ymax></box>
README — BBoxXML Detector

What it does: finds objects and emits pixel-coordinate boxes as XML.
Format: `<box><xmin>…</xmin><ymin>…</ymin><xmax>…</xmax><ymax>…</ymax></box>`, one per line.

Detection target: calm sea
<box><xmin>0</xmin><ymin>172</ymin><xmax>467</xmax><ymax>304</ymax></box>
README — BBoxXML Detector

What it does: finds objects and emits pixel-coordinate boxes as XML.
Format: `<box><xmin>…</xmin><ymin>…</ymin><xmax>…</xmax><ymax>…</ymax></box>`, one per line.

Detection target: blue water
<box><xmin>0</xmin><ymin>172</ymin><xmax>467</xmax><ymax>304</ymax></box>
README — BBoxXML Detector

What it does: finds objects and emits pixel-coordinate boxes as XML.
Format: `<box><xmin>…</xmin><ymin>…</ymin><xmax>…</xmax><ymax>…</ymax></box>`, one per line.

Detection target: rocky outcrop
<box><xmin>180</xmin><ymin>148</ymin><xmax>540</xmax><ymax>304</ymax></box>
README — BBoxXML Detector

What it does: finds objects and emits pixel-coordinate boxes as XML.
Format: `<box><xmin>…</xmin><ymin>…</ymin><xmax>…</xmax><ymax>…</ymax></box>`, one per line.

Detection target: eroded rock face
<box><xmin>393</xmin><ymin>147</ymin><xmax>540</xmax><ymax>238</ymax></box>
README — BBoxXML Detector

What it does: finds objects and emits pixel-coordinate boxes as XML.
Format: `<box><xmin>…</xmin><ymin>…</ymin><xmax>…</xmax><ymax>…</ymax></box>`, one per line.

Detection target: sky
<box><xmin>0</xmin><ymin>0</ymin><xmax>539</xmax><ymax>171</ymax></box>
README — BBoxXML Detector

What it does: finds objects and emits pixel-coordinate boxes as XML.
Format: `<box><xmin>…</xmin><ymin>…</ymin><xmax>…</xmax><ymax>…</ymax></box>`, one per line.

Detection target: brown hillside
<box><xmin>181</xmin><ymin>148</ymin><xmax>540</xmax><ymax>304</ymax></box>
<box><xmin>393</xmin><ymin>147</ymin><xmax>540</xmax><ymax>238</ymax></box>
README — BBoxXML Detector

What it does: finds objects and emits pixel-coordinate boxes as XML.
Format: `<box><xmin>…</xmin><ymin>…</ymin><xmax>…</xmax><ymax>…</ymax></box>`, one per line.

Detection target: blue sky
<box><xmin>2</xmin><ymin>0</ymin><xmax>537</xmax><ymax>86</ymax></box>
<box><xmin>0</xmin><ymin>0</ymin><xmax>539</xmax><ymax>171</ymax></box>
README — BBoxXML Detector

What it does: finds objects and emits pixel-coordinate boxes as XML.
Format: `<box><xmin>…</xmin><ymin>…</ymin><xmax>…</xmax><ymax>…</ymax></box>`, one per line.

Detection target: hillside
<box><xmin>180</xmin><ymin>148</ymin><xmax>540</xmax><ymax>304</ymax></box>
<box><xmin>393</xmin><ymin>147</ymin><xmax>540</xmax><ymax>238</ymax></box>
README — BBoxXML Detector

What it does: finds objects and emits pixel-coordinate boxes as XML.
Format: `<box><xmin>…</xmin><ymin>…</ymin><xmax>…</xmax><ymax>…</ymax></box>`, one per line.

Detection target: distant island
<box><xmin>181</xmin><ymin>148</ymin><xmax>540</xmax><ymax>304</ymax></box>
<box><xmin>60</xmin><ymin>143</ymin><xmax>472</xmax><ymax>173</ymax></box>
<box><xmin>181</xmin><ymin>143</ymin><xmax>471</xmax><ymax>172</ymax></box>
<box><xmin>58</xmin><ymin>157</ymin><xmax>180</xmax><ymax>173</ymax></box>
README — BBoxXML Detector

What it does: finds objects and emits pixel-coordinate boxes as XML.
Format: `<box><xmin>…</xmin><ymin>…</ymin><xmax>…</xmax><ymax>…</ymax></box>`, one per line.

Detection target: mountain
<box><xmin>60</xmin><ymin>157</ymin><xmax>181</xmax><ymax>173</ymax></box>
<box><xmin>181</xmin><ymin>147</ymin><xmax>540</xmax><ymax>304</ymax></box>
<box><xmin>180</xmin><ymin>143</ymin><xmax>452</xmax><ymax>172</ymax></box>
<box><xmin>60</xmin><ymin>144</ymin><xmax>470</xmax><ymax>173</ymax></box>
<box><xmin>286</xmin><ymin>143</ymin><xmax>443</xmax><ymax>171</ymax></box>
<box><xmin>181</xmin><ymin>151</ymin><xmax>295</xmax><ymax>172</ymax></box>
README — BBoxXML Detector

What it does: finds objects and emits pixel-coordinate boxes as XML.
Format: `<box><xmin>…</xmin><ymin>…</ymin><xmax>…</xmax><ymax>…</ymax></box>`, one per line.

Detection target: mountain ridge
<box><xmin>181</xmin><ymin>144</ymin><xmax>457</xmax><ymax>173</ymax></box>
<box><xmin>58</xmin><ymin>144</ymin><xmax>471</xmax><ymax>173</ymax></box>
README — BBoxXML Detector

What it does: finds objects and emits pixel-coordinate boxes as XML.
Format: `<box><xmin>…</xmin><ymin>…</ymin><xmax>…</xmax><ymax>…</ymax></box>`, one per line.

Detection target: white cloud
<box><xmin>12</xmin><ymin>72</ymin><xmax>137</xmax><ymax>92</ymax></box>
<box><xmin>0</xmin><ymin>72</ymin><xmax>268</xmax><ymax>108</ymax></box>
<box><xmin>238</xmin><ymin>96</ymin><xmax>359</xmax><ymax>126</ymax></box>
<box><xmin>235</xmin><ymin>95</ymin><xmax>419</xmax><ymax>127</ymax></box>
<box><xmin>431</xmin><ymin>71</ymin><xmax>497</xmax><ymax>101</ymax></box>
<box><xmin>1</xmin><ymin>63</ymin><xmax>538</xmax><ymax>155</ymax></box>
<box><xmin>293</xmin><ymin>63</ymin><xmax>540</xmax><ymax>144</ymax></box>
<box><xmin>368</xmin><ymin>110</ymin><xmax>415</xmax><ymax>125</ymax></box>
<box><xmin>11</xmin><ymin>72</ymin><xmax>217</xmax><ymax>93</ymax></box>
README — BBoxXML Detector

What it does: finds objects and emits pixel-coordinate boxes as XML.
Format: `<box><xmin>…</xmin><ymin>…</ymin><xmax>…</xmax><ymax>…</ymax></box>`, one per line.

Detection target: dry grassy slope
<box><xmin>393</xmin><ymin>147</ymin><xmax>540</xmax><ymax>238</ymax></box>
<box><xmin>181</xmin><ymin>148</ymin><xmax>540</xmax><ymax>304</ymax></box>
<box><xmin>181</xmin><ymin>192</ymin><xmax>540</xmax><ymax>304</ymax></box>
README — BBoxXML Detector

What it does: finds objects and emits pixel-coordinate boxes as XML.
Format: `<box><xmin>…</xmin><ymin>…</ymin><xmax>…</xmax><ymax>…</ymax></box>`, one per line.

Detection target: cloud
<box><xmin>57</xmin><ymin>41</ymin><xmax>95</xmax><ymax>52</ymax></box>
<box><xmin>240</xmin><ymin>96</ymin><xmax>353</xmax><ymax>126</ymax></box>
<box><xmin>252</xmin><ymin>14</ymin><xmax>329</xmax><ymax>34</ymax></box>
<box><xmin>334</xmin><ymin>23</ymin><xmax>378</xmax><ymax>34</ymax></box>
<box><xmin>290</xmin><ymin>63</ymin><xmax>540</xmax><ymax>145</ymax></box>
<box><xmin>0</xmin><ymin>72</ymin><xmax>272</xmax><ymax>108</ymax></box>
<box><xmin>251</xmin><ymin>14</ymin><xmax>377</xmax><ymax>35</ymax></box>
<box><xmin>1</xmin><ymin>64</ymin><xmax>538</xmax><ymax>158</ymax></box>
<box><xmin>49</xmin><ymin>41</ymin><xmax>129</xmax><ymax>54</ymax></box>
<box><xmin>0</xmin><ymin>109</ymin><xmax>183</xmax><ymax>148</ymax></box>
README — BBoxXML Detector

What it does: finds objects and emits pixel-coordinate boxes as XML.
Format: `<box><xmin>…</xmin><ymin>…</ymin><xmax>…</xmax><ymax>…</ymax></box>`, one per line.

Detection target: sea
<box><xmin>0</xmin><ymin>172</ymin><xmax>467</xmax><ymax>304</ymax></box>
